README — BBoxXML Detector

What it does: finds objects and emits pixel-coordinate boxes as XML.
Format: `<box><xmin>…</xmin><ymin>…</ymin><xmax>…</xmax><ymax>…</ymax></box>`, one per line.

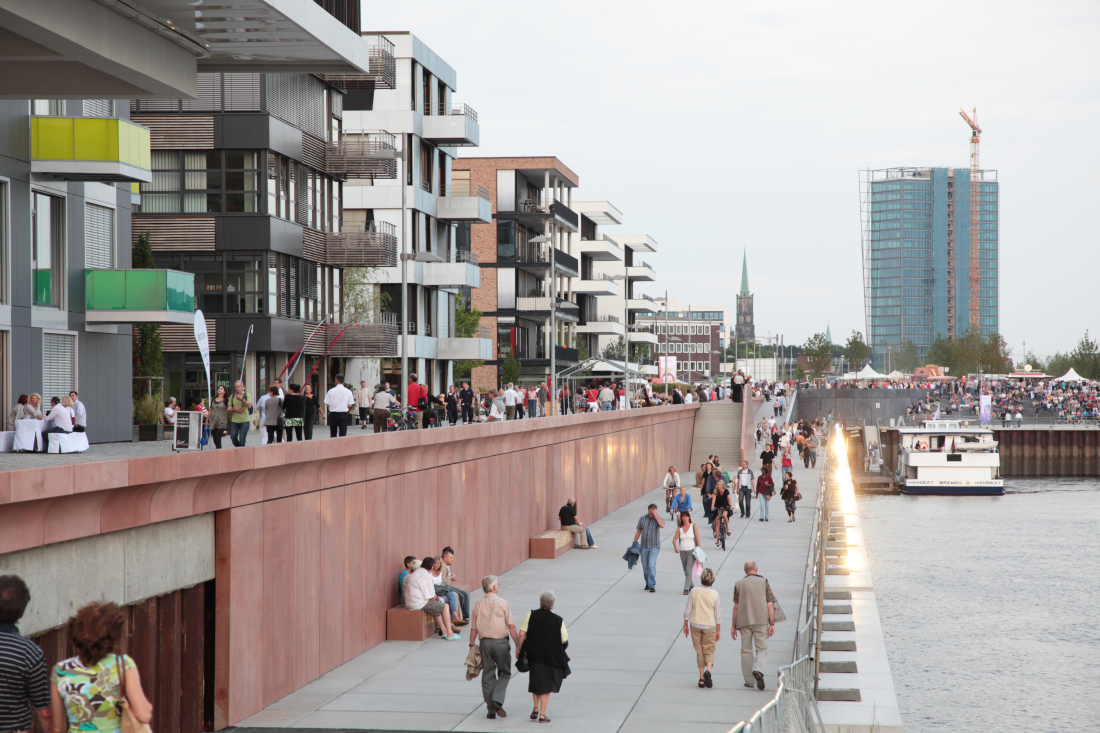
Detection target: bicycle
<box><xmin>715</xmin><ymin>508</ymin><xmax>731</xmax><ymax>551</ymax></box>
<box><xmin>387</xmin><ymin>406</ymin><xmax>418</xmax><ymax>431</ymax></box>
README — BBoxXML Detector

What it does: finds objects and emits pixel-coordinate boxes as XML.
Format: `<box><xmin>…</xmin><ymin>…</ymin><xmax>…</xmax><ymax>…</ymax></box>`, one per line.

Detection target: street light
<box><xmin>366</xmin><ymin>143</ymin><xmax>410</xmax><ymax>407</ymax></box>
<box><xmin>607</xmin><ymin>274</ymin><xmax>631</xmax><ymax>409</ymax></box>
<box><xmin>528</xmin><ymin>233</ymin><xmax>554</xmax><ymax>409</ymax></box>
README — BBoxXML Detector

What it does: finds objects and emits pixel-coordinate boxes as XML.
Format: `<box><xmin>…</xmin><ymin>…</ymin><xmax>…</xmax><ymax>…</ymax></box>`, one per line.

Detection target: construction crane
<box><xmin>959</xmin><ymin>108</ymin><xmax>981</xmax><ymax>332</ymax></box>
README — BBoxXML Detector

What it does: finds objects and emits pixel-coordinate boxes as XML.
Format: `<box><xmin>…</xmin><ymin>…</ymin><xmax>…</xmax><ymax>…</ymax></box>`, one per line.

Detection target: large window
<box><xmin>43</xmin><ymin>333</ymin><xmax>76</xmax><ymax>400</ymax></box>
<box><xmin>32</xmin><ymin>193</ymin><xmax>64</xmax><ymax>307</ymax></box>
<box><xmin>139</xmin><ymin>151</ymin><xmax>260</xmax><ymax>213</ymax></box>
<box><xmin>154</xmin><ymin>253</ymin><xmax>265</xmax><ymax>314</ymax></box>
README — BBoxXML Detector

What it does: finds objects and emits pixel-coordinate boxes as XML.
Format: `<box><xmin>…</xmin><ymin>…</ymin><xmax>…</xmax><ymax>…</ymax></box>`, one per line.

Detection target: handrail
<box><xmin>435</xmin><ymin>102</ymin><xmax>478</xmax><ymax>122</ymax></box>
<box><xmin>591</xmin><ymin>314</ymin><xmax>620</xmax><ymax>323</ymax></box>
<box><xmin>450</xmin><ymin>180</ymin><xmax>491</xmax><ymax>199</ymax></box>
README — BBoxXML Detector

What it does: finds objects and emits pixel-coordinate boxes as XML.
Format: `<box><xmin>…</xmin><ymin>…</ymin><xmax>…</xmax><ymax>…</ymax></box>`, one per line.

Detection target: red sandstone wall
<box><xmin>213</xmin><ymin>406</ymin><xmax>696</xmax><ymax>727</ymax></box>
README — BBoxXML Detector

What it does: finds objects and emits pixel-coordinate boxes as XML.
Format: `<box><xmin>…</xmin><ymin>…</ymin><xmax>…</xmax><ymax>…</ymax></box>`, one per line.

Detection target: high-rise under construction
<box><xmin>860</xmin><ymin>167</ymin><xmax>999</xmax><ymax>372</ymax></box>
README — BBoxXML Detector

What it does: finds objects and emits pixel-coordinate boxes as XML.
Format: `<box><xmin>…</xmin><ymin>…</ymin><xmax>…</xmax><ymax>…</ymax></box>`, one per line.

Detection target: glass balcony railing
<box><xmin>31</xmin><ymin>117</ymin><xmax>151</xmax><ymax>183</ymax></box>
<box><xmin>85</xmin><ymin>269</ymin><xmax>195</xmax><ymax>324</ymax></box>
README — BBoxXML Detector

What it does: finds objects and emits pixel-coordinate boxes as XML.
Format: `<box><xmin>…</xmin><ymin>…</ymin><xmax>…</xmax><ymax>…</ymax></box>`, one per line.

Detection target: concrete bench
<box><xmin>386</xmin><ymin>605</ymin><xmax>434</xmax><ymax>641</ymax></box>
<box><xmin>530</xmin><ymin>528</ymin><xmax>574</xmax><ymax>560</ymax></box>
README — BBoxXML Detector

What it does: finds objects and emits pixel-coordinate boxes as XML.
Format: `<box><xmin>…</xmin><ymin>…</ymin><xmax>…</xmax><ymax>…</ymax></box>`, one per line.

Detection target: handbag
<box><xmin>692</xmin><ymin>559</ymin><xmax>703</xmax><ymax>578</ymax></box>
<box><xmin>772</xmin><ymin>597</ymin><xmax>787</xmax><ymax>623</ymax></box>
<box><xmin>114</xmin><ymin>654</ymin><xmax>152</xmax><ymax>733</ymax></box>
<box><xmin>515</xmin><ymin>641</ymin><xmax>529</xmax><ymax>673</ymax></box>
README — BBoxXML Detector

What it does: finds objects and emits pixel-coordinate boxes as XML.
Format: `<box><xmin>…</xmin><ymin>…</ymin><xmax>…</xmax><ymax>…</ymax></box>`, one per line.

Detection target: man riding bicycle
<box><xmin>711</xmin><ymin>482</ymin><xmax>733</xmax><ymax>550</ymax></box>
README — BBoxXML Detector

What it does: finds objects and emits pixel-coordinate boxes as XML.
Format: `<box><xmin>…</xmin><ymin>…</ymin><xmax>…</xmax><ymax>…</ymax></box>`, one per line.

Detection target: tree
<box><xmin>1068</xmin><ymin>330</ymin><xmax>1100</xmax><ymax>380</ymax></box>
<box><xmin>794</xmin><ymin>364</ymin><xmax>807</xmax><ymax>381</ymax></box>
<box><xmin>132</xmin><ymin>232</ymin><xmax>163</xmax><ymax>400</ymax></box>
<box><xmin>451</xmin><ymin>294</ymin><xmax>485</xmax><ymax>381</ymax></box>
<box><xmin>925</xmin><ymin>329</ymin><xmax>1012</xmax><ymax>376</ymax></box>
<box><xmin>501</xmin><ymin>357</ymin><xmax>521</xmax><ymax>387</ymax></box>
<box><xmin>802</xmin><ymin>333</ymin><xmax>833</xmax><ymax>378</ymax></box>
<box><xmin>601</xmin><ymin>335</ymin><xmax>625</xmax><ymax>361</ymax></box>
<box><xmin>842</xmin><ymin>331</ymin><xmax>872</xmax><ymax>370</ymax></box>
<box><xmin>895</xmin><ymin>339</ymin><xmax>922</xmax><ymax>373</ymax></box>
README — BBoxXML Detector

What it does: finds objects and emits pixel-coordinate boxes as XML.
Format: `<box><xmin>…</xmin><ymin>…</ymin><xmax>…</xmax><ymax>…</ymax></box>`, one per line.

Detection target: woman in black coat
<box><xmin>517</xmin><ymin>591</ymin><xmax>569</xmax><ymax>723</ymax></box>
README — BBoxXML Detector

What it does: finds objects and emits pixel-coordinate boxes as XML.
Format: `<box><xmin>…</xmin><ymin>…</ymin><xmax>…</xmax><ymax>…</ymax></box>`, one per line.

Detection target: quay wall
<box><xmin>880</xmin><ymin>427</ymin><xmax>1100</xmax><ymax>477</ymax></box>
<box><xmin>795</xmin><ymin>389</ymin><xmax>932</xmax><ymax>426</ymax></box>
<box><xmin>0</xmin><ymin>405</ymin><xmax>697</xmax><ymax>730</ymax></box>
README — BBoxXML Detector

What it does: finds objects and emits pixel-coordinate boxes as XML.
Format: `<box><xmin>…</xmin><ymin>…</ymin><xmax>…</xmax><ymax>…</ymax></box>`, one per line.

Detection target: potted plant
<box><xmin>132</xmin><ymin>395</ymin><xmax>164</xmax><ymax>442</ymax></box>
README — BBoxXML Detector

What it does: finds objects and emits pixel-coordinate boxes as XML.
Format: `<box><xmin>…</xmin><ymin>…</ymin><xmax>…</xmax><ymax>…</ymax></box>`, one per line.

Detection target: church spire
<box><xmin>739</xmin><ymin>250</ymin><xmax>750</xmax><ymax>297</ymax></box>
<box><xmin>825</xmin><ymin>322</ymin><xmax>832</xmax><ymax>344</ymax></box>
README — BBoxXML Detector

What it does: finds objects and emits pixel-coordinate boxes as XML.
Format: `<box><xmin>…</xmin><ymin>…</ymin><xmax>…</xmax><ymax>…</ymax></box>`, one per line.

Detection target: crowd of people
<box><xmin>4</xmin><ymin>391</ymin><xmax>88</xmax><ymax>450</ymax></box>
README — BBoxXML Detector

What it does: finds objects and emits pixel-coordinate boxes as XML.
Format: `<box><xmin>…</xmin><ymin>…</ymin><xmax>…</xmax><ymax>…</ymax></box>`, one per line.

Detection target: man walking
<box><xmin>227</xmin><ymin>380</ymin><xmax>253</xmax><ymax>446</ymax></box>
<box><xmin>372</xmin><ymin>386</ymin><xmax>397</xmax><ymax>433</ymax></box>
<box><xmin>459</xmin><ymin>381</ymin><xmax>474</xmax><ymax>424</ymax></box>
<box><xmin>357</xmin><ymin>380</ymin><xmax>373</xmax><ymax>429</ymax></box>
<box><xmin>633</xmin><ymin>503</ymin><xmax>665</xmax><ymax>592</ymax></box>
<box><xmin>0</xmin><ymin>575</ymin><xmax>54</xmax><ymax>733</ymax></box>
<box><xmin>469</xmin><ymin>575</ymin><xmax>519</xmax><ymax>719</ymax></box>
<box><xmin>503</xmin><ymin>383</ymin><xmax>518</xmax><ymax>420</ymax></box>
<box><xmin>736</xmin><ymin>460</ymin><xmax>755</xmax><ymax>518</ymax></box>
<box><xmin>324</xmin><ymin>374</ymin><xmax>355</xmax><ymax>437</ymax></box>
<box><xmin>732</xmin><ymin>561</ymin><xmax>777</xmax><ymax>690</ymax></box>
<box><xmin>599</xmin><ymin>383</ymin><xmax>615</xmax><ymax>411</ymax></box>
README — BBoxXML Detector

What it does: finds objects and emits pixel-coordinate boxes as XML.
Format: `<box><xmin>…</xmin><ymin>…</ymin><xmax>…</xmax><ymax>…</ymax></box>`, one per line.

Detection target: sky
<box><xmin>365</xmin><ymin>1</ymin><xmax>1100</xmax><ymax>359</ymax></box>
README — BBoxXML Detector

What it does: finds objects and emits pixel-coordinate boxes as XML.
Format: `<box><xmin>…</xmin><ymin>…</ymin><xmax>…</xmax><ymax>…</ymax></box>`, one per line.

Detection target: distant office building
<box><xmin>638</xmin><ymin>311</ymin><xmax>722</xmax><ymax>383</ymax></box>
<box><xmin>860</xmin><ymin>167</ymin><xmax>999</xmax><ymax>371</ymax></box>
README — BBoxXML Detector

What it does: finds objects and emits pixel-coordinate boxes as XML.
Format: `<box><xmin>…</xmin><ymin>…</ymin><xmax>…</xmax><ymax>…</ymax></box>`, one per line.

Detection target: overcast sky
<box><xmin>366</xmin><ymin>1</ymin><xmax>1099</xmax><ymax>358</ymax></box>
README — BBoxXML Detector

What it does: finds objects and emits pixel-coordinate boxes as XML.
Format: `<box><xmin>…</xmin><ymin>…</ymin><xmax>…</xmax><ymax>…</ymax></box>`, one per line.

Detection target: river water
<box><xmin>858</xmin><ymin>478</ymin><xmax>1100</xmax><ymax>732</ymax></box>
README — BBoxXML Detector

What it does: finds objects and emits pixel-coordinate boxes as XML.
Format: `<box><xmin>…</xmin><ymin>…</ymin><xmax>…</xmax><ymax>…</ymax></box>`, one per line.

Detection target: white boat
<box><xmin>896</xmin><ymin>420</ymin><xmax>1004</xmax><ymax>495</ymax></box>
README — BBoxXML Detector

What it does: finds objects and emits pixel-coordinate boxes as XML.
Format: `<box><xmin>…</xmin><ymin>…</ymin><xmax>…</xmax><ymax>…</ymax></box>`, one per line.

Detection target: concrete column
<box><xmin>544</xmin><ymin>170</ymin><xmax>550</xmax><ymax>209</ymax></box>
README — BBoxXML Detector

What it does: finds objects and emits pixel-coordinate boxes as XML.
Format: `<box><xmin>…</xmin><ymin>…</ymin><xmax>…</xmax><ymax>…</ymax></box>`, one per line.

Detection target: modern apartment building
<box><xmin>342</xmin><ymin>32</ymin><xmax>492</xmax><ymax>393</ymax></box>
<box><xmin>451</xmin><ymin>157</ymin><xmax>582</xmax><ymax>391</ymax></box>
<box><xmin>860</xmin><ymin>166</ymin><xmax>999</xmax><ymax>371</ymax></box>
<box><xmin>132</xmin><ymin>35</ymin><xmax>403</xmax><ymax>405</ymax></box>
<box><xmin>0</xmin><ymin>98</ymin><xmax>158</xmax><ymax>442</ymax></box>
<box><xmin>637</xmin><ymin>311</ymin><xmax>723</xmax><ymax>383</ymax></box>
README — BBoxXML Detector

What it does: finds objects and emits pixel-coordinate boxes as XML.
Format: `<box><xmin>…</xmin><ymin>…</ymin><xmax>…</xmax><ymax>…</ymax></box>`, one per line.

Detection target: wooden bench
<box><xmin>386</xmin><ymin>605</ymin><xmax>435</xmax><ymax>641</ymax></box>
<box><xmin>530</xmin><ymin>528</ymin><xmax>574</xmax><ymax>560</ymax></box>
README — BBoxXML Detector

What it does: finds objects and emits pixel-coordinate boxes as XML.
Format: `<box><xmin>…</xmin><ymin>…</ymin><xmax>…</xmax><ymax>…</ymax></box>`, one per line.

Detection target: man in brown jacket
<box><xmin>731</xmin><ymin>560</ymin><xmax>776</xmax><ymax>690</ymax></box>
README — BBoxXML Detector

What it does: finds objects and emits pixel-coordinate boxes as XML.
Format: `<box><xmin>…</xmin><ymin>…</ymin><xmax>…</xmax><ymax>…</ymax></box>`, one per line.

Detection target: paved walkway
<box><xmin>237</xmin><ymin>418</ymin><xmax>820</xmax><ymax>733</ymax></box>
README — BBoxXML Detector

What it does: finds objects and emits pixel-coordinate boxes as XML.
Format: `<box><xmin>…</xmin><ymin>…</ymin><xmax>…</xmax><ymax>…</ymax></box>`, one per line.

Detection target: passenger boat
<box><xmin>896</xmin><ymin>420</ymin><xmax>1004</xmax><ymax>495</ymax></box>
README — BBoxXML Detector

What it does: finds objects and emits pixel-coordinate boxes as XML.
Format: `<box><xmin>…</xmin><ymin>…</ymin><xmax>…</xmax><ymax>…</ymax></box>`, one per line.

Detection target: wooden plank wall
<box><xmin>215</xmin><ymin>410</ymin><xmax>695</xmax><ymax>727</ymax></box>
<box><xmin>31</xmin><ymin>581</ymin><xmax>214</xmax><ymax>733</ymax></box>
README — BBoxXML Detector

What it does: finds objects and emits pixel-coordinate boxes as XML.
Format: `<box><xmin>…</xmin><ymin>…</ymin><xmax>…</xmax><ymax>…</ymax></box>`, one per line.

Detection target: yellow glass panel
<box><xmin>32</xmin><ymin>117</ymin><xmax>75</xmax><ymax>160</ymax></box>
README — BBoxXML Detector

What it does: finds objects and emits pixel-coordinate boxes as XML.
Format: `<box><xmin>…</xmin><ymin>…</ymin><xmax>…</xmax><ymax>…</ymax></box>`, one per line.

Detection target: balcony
<box><xmin>628</xmin><ymin>294</ymin><xmax>658</xmax><ymax>314</ymax></box>
<box><xmin>326</xmin><ymin>131</ymin><xmax>398</xmax><ymax>180</ymax></box>
<box><xmin>509</xmin><ymin>198</ymin><xmax>579</xmax><ymax>233</ymax></box>
<box><xmin>31</xmin><ymin>117</ymin><xmax>151</xmax><ymax>183</ymax></box>
<box><xmin>577</xmin><ymin>234</ymin><xmax>623</xmax><ymax>261</ymax></box>
<box><xmin>422</xmin><ymin>103</ymin><xmax>480</xmax><ymax>147</ymax></box>
<box><xmin>437</xmin><ymin>181</ymin><xmax>492</xmax><ymax>223</ymax></box>
<box><xmin>496</xmin><ymin>243</ymin><xmax>578</xmax><ymax>276</ymax></box>
<box><xmin>555</xmin><ymin>346</ymin><xmax>580</xmax><ymax>365</ymax></box>
<box><xmin>627</xmin><ymin>260</ymin><xmax>656</xmax><ymax>282</ymax></box>
<box><xmin>303</xmin><ymin>313</ymin><xmax>399</xmax><ymax>358</ymax></box>
<box><xmin>325</xmin><ymin>221</ymin><xmax>398</xmax><ymax>267</ymax></box>
<box><xmin>437</xmin><ymin>328</ymin><xmax>494</xmax><ymax>360</ymax></box>
<box><xmin>627</xmin><ymin>324</ymin><xmax>659</xmax><ymax>345</ymax></box>
<box><xmin>85</xmin><ymin>269</ymin><xmax>194</xmax><ymax>324</ymax></box>
<box><xmin>572</xmin><ymin>273</ymin><xmax>619</xmax><ymax>296</ymax></box>
<box><xmin>423</xmin><ymin>251</ymin><xmax>481</xmax><ymax>289</ymax></box>
<box><xmin>577</xmin><ymin>314</ymin><xmax>624</xmax><ymax>336</ymax></box>
<box><xmin>616</xmin><ymin>233</ymin><xmax>659</xmax><ymax>254</ymax></box>
<box><xmin>515</xmin><ymin>296</ymin><xmax>552</xmax><ymax>312</ymax></box>
<box><xmin>571</xmin><ymin>200</ymin><xmax>624</xmax><ymax>225</ymax></box>
<box><xmin>316</xmin><ymin>35</ymin><xmax>397</xmax><ymax>90</ymax></box>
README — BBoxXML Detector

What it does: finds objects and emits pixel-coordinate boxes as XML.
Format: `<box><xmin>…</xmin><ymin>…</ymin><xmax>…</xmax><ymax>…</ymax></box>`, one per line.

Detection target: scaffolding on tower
<box><xmin>959</xmin><ymin>108</ymin><xmax>982</xmax><ymax>332</ymax></box>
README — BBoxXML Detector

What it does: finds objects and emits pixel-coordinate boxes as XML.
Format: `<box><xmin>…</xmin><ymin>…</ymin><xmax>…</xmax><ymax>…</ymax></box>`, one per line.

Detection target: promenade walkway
<box><xmin>238</xmin><ymin>409</ymin><xmax>819</xmax><ymax>733</ymax></box>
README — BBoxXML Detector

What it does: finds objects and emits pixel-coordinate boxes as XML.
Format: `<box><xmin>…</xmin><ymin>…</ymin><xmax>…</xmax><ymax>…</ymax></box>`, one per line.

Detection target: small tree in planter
<box><xmin>132</xmin><ymin>395</ymin><xmax>163</xmax><ymax>442</ymax></box>
<box><xmin>132</xmin><ymin>232</ymin><xmax>163</xmax><ymax>401</ymax></box>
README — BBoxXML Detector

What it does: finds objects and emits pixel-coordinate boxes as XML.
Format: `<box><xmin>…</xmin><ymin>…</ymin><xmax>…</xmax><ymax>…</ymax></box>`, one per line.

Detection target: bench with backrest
<box><xmin>530</xmin><ymin>528</ymin><xmax>574</xmax><ymax>559</ymax></box>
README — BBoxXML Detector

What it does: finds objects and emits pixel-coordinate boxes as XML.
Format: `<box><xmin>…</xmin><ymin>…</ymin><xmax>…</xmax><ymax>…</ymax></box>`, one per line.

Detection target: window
<box><xmin>32</xmin><ymin>100</ymin><xmax>64</xmax><ymax>116</ymax></box>
<box><xmin>227</xmin><ymin>257</ymin><xmax>263</xmax><ymax>313</ymax></box>
<box><xmin>32</xmin><ymin>193</ymin><xmax>64</xmax><ymax>307</ymax></box>
<box><xmin>83</xmin><ymin>100</ymin><xmax>114</xmax><ymax>117</ymax></box>
<box><xmin>704</xmin><ymin>325</ymin><xmax>710</xmax><ymax>335</ymax></box>
<box><xmin>138</xmin><ymin>151</ymin><xmax>259</xmax><ymax>214</ymax></box>
<box><xmin>85</xmin><ymin>203</ymin><xmax>114</xmax><ymax>269</ymax></box>
<box><xmin>43</xmin><ymin>333</ymin><xmax>75</xmax><ymax>399</ymax></box>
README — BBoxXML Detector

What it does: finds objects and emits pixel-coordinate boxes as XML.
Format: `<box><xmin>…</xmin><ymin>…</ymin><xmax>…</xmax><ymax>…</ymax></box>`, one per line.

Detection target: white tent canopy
<box><xmin>1055</xmin><ymin>367</ymin><xmax>1088</xmax><ymax>382</ymax></box>
<box><xmin>887</xmin><ymin>370</ymin><xmax>905</xmax><ymax>379</ymax></box>
<box><xmin>857</xmin><ymin>364</ymin><xmax>885</xmax><ymax>380</ymax></box>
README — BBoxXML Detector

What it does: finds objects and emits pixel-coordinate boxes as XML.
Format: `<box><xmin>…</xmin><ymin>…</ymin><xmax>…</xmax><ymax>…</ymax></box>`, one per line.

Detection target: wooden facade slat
<box><xmin>132</xmin><ymin>217</ymin><xmax>216</xmax><ymax>252</ymax></box>
<box><xmin>132</xmin><ymin>115</ymin><xmax>215</xmax><ymax>149</ymax></box>
<box><xmin>150</xmin><ymin>318</ymin><xmax>217</xmax><ymax>353</ymax></box>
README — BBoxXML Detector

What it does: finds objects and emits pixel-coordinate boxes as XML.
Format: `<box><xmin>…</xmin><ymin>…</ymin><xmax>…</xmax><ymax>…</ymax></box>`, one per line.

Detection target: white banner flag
<box><xmin>194</xmin><ymin>310</ymin><xmax>211</xmax><ymax>406</ymax></box>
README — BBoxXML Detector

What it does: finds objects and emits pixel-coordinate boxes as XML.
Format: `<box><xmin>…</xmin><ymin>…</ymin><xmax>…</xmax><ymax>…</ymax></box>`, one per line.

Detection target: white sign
<box><xmin>173</xmin><ymin>411</ymin><xmax>202</xmax><ymax>451</ymax></box>
<box><xmin>194</xmin><ymin>310</ymin><xmax>211</xmax><ymax>405</ymax></box>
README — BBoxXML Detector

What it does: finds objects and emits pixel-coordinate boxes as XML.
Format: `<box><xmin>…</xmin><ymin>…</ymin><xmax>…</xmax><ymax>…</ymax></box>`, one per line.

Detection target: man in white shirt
<box><xmin>68</xmin><ymin>391</ymin><xmax>87</xmax><ymax>433</ymax></box>
<box><xmin>43</xmin><ymin>396</ymin><xmax>73</xmax><ymax>435</ymax></box>
<box><xmin>487</xmin><ymin>390</ymin><xmax>505</xmax><ymax>422</ymax></box>
<box><xmin>599</xmin><ymin>384</ymin><xmax>615</xmax><ymax>411</ymax></box>
<box><xmin>502</xmin><ymin>383</ymin><xmax>518</xmax><ymax>420</ymax></box>
<box><xmin>357</xmin><ymin>380</ymin><xmax>373</xmax><ymax>429</ymax></box>
<box><xmin>324</xmin><ymin>373</ymin><xmax>356</xmax><ymax>437</ymax></box>
<box><xmin>403</xmin><ymin>558</ymin><xmax>460</xmax><ymax>640</ymax></box>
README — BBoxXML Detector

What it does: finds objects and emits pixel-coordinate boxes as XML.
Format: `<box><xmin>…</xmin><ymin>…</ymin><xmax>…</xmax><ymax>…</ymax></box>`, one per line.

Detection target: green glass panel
<box><xmin>166</xmin><ymin>270</ymin><xmax>195</xmax><ymax>312</ymax></box>
<box><xmin>33</xmin><ymin>269</ymin><xmax>52</xmax><ymax>305</ymax></box>
<box><xmin>86</xmin><ymin>270</ymin><xmax>127</xmax><ymax>309</ymax></box>
<box><xmin>124</xmin><ymin>270</ymin><xmax>167</xmax><ymax>310</ymax></box>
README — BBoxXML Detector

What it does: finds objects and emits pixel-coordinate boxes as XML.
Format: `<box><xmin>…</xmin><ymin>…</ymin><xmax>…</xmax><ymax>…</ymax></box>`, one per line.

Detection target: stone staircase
<box><xmin>688</xmin><ymin>400</ymin><xmax>743</xmax><ymax>478</ymax></box>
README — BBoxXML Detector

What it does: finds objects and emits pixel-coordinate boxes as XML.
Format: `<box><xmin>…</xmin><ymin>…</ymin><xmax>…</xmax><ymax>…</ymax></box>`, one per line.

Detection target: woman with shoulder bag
<box><xmin>517</xmin><ymin>591</ymin><xmax>569</xmax><ymax>723</ymax></box>
<box><xmin>756</xmin><ymin>470</ymin><xmax>775</xmax><ymax>523</ymax></box>
<box><xmin>672</xmin><ymin>510</ymin><xmax>701</xmax><ymax>595</ymax></box>
<box><xmin>781</xmin><ymin>477</ymin><xmax>800</xmax><ymax>522</ymax></box>
<box><xmin>50</xmin><ymin>602</ymin><xmax>153</xmax><ymax>733</ymax></box>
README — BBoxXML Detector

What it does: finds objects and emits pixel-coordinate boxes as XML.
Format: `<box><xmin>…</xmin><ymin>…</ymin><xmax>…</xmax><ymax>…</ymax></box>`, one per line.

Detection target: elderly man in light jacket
<box><xmin>356</xmin><ymin>380</ymin><xmax>373</xmax><ymax>429</ymax></box>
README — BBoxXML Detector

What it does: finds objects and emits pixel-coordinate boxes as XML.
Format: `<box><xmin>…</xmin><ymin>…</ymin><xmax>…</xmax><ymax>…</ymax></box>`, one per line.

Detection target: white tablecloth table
<box><xmin>48</xmin><ymin>432</ymin><xmax>90</xmax><ymax>453</ymax></box>
<box><xmin>13</xmin><ymin>419</ymin><xmax>46</xmax><ymax>451</ymax></box>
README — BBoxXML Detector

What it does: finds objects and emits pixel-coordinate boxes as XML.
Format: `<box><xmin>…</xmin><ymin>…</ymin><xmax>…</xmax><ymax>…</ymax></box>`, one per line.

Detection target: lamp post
<box><xmin>608</xmin><ymin>274</ymin><xmax>631</xmax><ymax>409</ymax></box>
<box><xmin>529</xmin><ymin>233</ymin><xmax>553</xmax><ymax>411</ymax></box>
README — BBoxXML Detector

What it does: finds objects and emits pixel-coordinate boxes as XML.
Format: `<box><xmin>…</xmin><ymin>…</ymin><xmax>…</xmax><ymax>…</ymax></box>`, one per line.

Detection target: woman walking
<box><xmin>672</xmin><ymin>510</ymin><xmax>700</xmax><ymax>594</ymax></box>
<box><xmin>756</xmin><ymin>469</ymin><xmax>775</xmax><ymax>522</ymax></box>
<box><xmin>683</xmin><ymin>567</ymin><xmax>721</xmax><ymax>688</ymax></box>
<box><xmin>50</xmin><ymin>602</ymin><xmax>153</xmax><ymax>733</ymax></box>
<box><xmin>518</xmin><ymin>591</ymin><xmax>569</xmax><ymax>723</ymax></box>
<box><xmin>208</xmin><ymin>385</ymin><xmax>228</xmax><ymax>448</ymax></box>
<box><xmin>261</xmin><ymin>385</ymin><xmax>283</xmax><ymax>444</ymax></box>
<box><xmin>302</xmin><ymin>383</ymin><xmax>323</xmax><ymax>440</ymax></box>
<box><xmin>283</xmin><ymin>383</ymin><xmax>305</xmax><ymax>441</ymax></box>
<box><xmin>782</xmin><ymin>476</ymin><xmax>800</xmax><ymax>522</ymax></box>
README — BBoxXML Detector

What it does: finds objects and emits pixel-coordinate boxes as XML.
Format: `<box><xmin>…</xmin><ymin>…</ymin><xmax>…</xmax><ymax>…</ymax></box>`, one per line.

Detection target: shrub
<box><xmin>133</xmin><ymin>395</ymin><xmax>161</xmax><ymax>425</ymax></box>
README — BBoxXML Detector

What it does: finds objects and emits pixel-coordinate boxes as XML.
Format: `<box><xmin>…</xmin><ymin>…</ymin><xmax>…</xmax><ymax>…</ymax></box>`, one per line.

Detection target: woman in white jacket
<box><xmin>663</xmin><ymin>466</ymin><xmax>681</xmax><ymax>517</ymax></box>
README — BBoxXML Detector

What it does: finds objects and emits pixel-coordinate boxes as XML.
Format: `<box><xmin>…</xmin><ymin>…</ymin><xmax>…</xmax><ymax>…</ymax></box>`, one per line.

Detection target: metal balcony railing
<box><xmin>443</xmin><ymin>249</ymin><xmax>480</xmax><ymax>265</ymax></box>
<box><xmin>629</xmin><ymin>324</ymin><xmax>654</xmax><ymax>333</ymax></box>
<box><xmin>419</xmin><ymin>178</ymin><xmax>432</xmax><ymax>193</ymax></box>
<box><xmin>516</xmin><ymin>296</ymin><xmax>552</xmax><ymax>311</ymax></box>
<box><xmin>302</xmin><ymin>312</ymin><xmax>398</xmax><ymax>357</ymax></box>
<box><xmin>592</xmin><ymin>314</ymin><xmax>620</xmax><ymax>323</ymax></box>
<box><xmin>326</xmin><ymin>130</ymin><xmax>397</xmax><ymax>180</ymax></box>
<box><xmin>435</xmin><ymin>102</ymin><xmax>478</xmax><ymax>122</ymax></box>
<box><xmin>325</xmin><ymin>220</ymin><xmax>398</xmax><ymax>267</ymax></box>
<box><xmin>631</xmin><ymin>260</ymin><xmax>653</xmax><ymax>271</ymax></box>
<box><xmin>317</xmin><ymin>35</ymin><xmax>396</xmax><ymax>90</ymax></box>
<box><xmin>450</xmin><ymin>180</ymin><xmax>491</xmax><ymax>199</ymax></box>
<box><xmin>518</xmin><ymin>198</ymin><xmax>579</xmax><ymax>229</ymax></box>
